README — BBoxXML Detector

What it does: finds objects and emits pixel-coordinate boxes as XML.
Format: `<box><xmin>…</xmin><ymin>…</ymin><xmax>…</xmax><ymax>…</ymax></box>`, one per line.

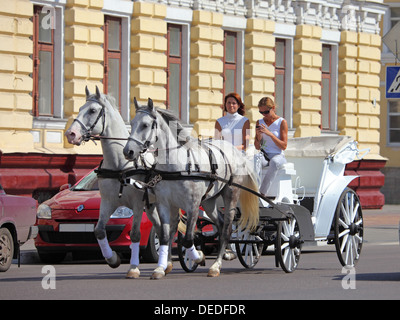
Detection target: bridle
<box><xmin>127</xmin><ymin>109</ymin><xmax>158</xmax><ymax>153</ymax></box>
<box><xmin>73</xmin><ymin>97</ymin><xmax>107</xmax><ymax>143</ymax></box>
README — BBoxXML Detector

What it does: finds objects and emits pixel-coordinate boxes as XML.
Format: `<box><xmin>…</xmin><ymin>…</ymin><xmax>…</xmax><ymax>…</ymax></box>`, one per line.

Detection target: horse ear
<box><xmin>148</xmin><ymin>98</ymin><xmax>154</xmax><ymax>111</ymax></box>
<box><xmin>85</xmin><ymin>86</ymin><xmax>90</xmax><ymax>98</ymax></box>
<box><xmin>134</xmin><ymin>97</ymin><xmax>139</xmax><ymax>110</ymax></box>
<box><xmin>95</xmin><ymin>86</ymin><xmax>101</xmax><ymax>99</ymax></box>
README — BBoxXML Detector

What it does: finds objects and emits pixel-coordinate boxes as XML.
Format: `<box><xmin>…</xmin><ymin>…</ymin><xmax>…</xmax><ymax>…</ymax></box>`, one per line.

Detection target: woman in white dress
<box><xmin>254</xmin><ymin>96</ymin><xmax>288</xmax><ymax>197</ymax></box>
<box><xmin>214</xmin><ymin>92</ymin><xmax>250</xmax><ymax>152</ymax></box>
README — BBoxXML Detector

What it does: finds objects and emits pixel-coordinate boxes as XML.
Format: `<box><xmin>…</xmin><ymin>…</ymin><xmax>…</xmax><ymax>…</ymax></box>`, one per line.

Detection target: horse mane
<box><xmin>87</xmin><ymin>93</ymin><xmax>118</xmax><ymax>111</ymax></box>
<box><xmin>155</xmin><ymin>107</ymin><xmax>191</xmax><ymax>146</ymax></box>
<box><xmin>103</xmin><ymin>94</ymin><xmax>118</xmax><ymax>111</ymax></box>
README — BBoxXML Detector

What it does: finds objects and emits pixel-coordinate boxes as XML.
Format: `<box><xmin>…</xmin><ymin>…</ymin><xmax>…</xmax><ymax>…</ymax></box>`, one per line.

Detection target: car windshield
<box><xmin>71</xmin><ymin>170</ymin><xmax>99</xmax><ymax>191</ymax></box>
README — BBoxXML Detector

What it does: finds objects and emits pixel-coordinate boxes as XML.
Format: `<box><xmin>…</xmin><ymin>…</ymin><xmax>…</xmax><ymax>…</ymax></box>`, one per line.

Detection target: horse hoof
<box><xmin>223</xmin><ymin>250</ymin><xmax>237</xmax><ymax>261</ymax></box>
<box><xmin>105</xmin><ymin>251</ymin><xmax>121</xmax><ymax>269</ymax></box>
<box><xmin>150</xmin><ymin>266</ymin><xmax>165</xmax><ymax>280</ymax></box>
<box><xmin>207</xmin><ymin>268</ymin><xmax>220</xmax><ymax>277</ymax></box>
<box><xmin>126</xmin><ymin>265</ymin><xmax>140</xmax><ymax>279</ymax></box>
<box><xmin>195</xmin><ymin>251</ymin><xmax>206</xmax><ymax>266</ymax></box>
<box><xmin>165</xmin><ymin>262</ymin><xmax>173</xmax><ymax>275</ymax></box>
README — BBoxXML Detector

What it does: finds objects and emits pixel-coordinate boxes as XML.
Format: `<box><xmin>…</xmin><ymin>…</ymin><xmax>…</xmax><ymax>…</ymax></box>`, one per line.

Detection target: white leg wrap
<box><xmin>97</xmin><ymin>237</ymin><xmax>113</xmax><ymax>259</ymax></box>
<box><xmin>186</xmin><ymin>244</ymin><xmax>200</xmax><ymax>261</ymax></box>
<box><xmin>158</xmin><ymin>245</ymin><xmax>169</xmax><ymax>270</ymax></box>
<box><xmin>129</xmin><ymin>242</ymin><xmax>140</xmax><ymax>267</ymax></box>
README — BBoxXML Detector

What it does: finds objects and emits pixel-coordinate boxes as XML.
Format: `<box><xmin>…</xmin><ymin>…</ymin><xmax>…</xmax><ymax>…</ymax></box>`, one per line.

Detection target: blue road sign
<box><xmin>386</xmin><ymin>66</ymin><xmax>400</xmax><ymax>99</ymax></box>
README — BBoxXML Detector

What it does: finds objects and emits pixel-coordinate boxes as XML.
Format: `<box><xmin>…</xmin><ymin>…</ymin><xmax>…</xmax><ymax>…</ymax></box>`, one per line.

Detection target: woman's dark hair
<box><xmin>224</xmin><ymin>92</ymin><xmax>245</xmax><ymax>116</ymax></box>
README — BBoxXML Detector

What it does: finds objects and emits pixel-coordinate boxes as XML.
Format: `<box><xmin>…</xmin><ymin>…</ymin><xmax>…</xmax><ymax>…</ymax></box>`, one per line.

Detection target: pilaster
<box><xmin>130</xmin><ymin>1</ymin><xmax>167</xmax><ymax>119</ymax></box>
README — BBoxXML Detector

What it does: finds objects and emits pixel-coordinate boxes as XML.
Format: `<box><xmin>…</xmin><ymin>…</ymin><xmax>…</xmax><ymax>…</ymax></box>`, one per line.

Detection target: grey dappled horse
<box><xmin>123</xmin><ymin>98</ymin><xmax>259</xmax><ymax>277</ymax></box>
<box><xmin>65</xmin><ymin>87</ymin><xmax>171</xmax><ymax>279</ymax></box>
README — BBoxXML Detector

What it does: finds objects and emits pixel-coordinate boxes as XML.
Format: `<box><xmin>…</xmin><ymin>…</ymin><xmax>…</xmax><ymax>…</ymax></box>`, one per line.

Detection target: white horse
<box><xmin>65</xmin><ymin>86</ymin><xmax>172</xmax><ymax>279</ymax></box>
<box><xmin>123</xmin><ymin>98</ymin><xmax>260</xmax><ymax>277</ymax></box>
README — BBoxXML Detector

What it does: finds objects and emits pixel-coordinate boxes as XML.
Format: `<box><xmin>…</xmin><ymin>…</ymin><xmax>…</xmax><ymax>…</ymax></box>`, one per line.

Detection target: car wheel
<box><xmin>37</xmin><ymin>250</ymin><xmax>67</xmax><ymax>264</ymax></box>
<box><xmin>142</xmin><ymin>227</ymin><xmax>159</xmax><ymax>263</ymax></box>
<box><xmin>0</xmin><ymin>228</ymin><xmax>14</xmax><ymax>272</ymax></box>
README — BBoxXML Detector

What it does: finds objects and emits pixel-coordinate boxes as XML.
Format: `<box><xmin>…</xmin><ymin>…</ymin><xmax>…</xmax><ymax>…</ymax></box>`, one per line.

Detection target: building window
<box><xmin>321</xmin><ymin>44</ymin><xmax>332</xmax><ymax>130</ymax></box>
<box><xmin>275</xmin><ymin>39</ymin><xmax>286</xmax><ymax>118</ymax></box>
<box><xmin>389</xmin><ymin>100</ymin><xmax>400</xmax><ymax>143</ymax></box>
<box><xmin>390</xmin><ymin>7</ymin><xmax>400</xmax><ymax>28</ymax></box>
<box><xmin>167</xmin><ymin>24</ymin><xmax>182</xmax><ymax>119</ymax></box>
<box><xmin>33</xmin><ymin>5</ymin><xmax>54</xmax><ymax>117</ymax></box>
<box><xmin>104</xmin><ymin>16</ymin><xmax>122</xmax><ymax>111</ymax></box>
<box><xmin>223</xmin><ymin>31</ymin><xmax>237</xmax><ymax>96</ymax></box>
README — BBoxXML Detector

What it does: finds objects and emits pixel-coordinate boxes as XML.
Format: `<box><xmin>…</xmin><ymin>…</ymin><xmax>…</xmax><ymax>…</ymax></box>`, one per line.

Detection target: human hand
<box><xmin>256</xmin><ymin>123</ymin><xmax>272</xmax><ymax>137</ymax></box>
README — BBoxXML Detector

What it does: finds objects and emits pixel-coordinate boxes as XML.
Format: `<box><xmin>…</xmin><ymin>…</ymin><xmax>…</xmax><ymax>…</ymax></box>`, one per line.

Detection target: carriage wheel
<box><xmin>235</xmin><ymin>228</ymin><xmax>264</xmax><ymax>269</ymax></box>
<box><xmin>177</xmin><ymin>232</ymin><xmax>199</xmax><ymax>273</ymax></box>
<box><xmin>275</xmin><ymin>217</ymin><xmax>301</xmax><ymax>273</ymax></box>
<box><xmin>334</xmin><ymin>188</ymin><xmax>363</xmax><ymax>268</ymax></box>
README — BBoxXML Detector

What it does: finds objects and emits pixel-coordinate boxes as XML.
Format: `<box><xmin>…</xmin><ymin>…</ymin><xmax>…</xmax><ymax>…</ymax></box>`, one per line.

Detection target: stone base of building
<box><xmin>346</xmin><ymin>159</ymin><xmax>386</xmax><ymax>209</ymax></box>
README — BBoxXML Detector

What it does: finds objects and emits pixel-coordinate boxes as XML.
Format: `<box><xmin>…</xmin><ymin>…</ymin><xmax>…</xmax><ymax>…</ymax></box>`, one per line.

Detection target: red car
<box><xmin>0</xmin><ymin>185</ymin><xmax>38</xmax><ymax>272</ymax></box>
<box><xmin>35</xmin><ymin>170</ymin><xmax>159</xmax><ymax>263</ymax></box>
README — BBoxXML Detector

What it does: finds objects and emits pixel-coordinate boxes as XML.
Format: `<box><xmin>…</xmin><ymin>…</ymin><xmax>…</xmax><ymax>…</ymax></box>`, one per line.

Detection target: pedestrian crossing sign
<box><xmin>386</xmin><ymin>66</ymin><xmax>400</xmax><ymax>99</ymax></box>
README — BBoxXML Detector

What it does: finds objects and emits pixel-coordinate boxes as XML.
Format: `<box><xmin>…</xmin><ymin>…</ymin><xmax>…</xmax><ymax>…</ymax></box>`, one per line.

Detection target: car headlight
<box><xmin>37</xmin><ymin>203</ymin><xmax>52</xmax><ymax>219</ymax></box>
<box><xmin>111</xmin><ymin>206</ymin><xmax>133</xmax><ymax>219</ymax></box>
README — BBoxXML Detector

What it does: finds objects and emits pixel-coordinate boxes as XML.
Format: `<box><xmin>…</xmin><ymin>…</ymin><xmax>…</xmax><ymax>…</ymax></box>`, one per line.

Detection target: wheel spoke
<box><xmin>338</xmin><ymin>218</ymin><xmax>348</xmax><ymax>229</ymax></box>
<box><xmin>338</xmin><ymin>229</ymin><xmax>350</xmax><ymax>239</ymax></box>
<box><xmin>281</xmin><ymin>232</ymin><xmax>289</xmax><ymax>242</ymax></box>
<box><xmin>351</xmin><ymin>202</ymin><xmax>359</xmax><ymax>223</ymax></box>
<box><xmin>341</xmin><ymin>203</ymin><xmax>351</xmax><ymax>225</ymax></box>
<box><xmin>280</xmin><ymin>242</ymin><xmax>290</xmax><ymax>250</ymax></box>
<box><xmin>340</xmin><ymin>233</ymin><xmax>349</xmax><ymax>253</ymax></box>
<box><xmin>283</xmin><ymin>221</ymin><xmax>290</xmax><ymax>237</ymax></box>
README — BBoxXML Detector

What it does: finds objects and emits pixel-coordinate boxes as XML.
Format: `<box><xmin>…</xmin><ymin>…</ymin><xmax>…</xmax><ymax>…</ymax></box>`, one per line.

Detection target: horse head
<box><xmin>65</xmin><ymin>86</ymin><xmax>113</xmax><ymax>145</ymax></box>
<box><xmin>123</xmin><ymin>97</ymin><xmax>157</xmax><ymax>161</ymax></box>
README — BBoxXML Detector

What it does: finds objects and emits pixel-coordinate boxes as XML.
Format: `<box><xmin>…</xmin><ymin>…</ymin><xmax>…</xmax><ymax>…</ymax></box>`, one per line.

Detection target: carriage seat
<box><xmin>260</xmin><ymin>162</ymin><xmax>296</xmax><ymax>204</ymax></box>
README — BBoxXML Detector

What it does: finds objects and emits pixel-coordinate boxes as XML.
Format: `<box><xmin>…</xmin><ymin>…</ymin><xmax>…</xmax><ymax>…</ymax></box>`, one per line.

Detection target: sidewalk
<box><xmin>363</xmin><ymin>204</ymin><xmax>399</xmax><ymax>227</ymax></box>
<box><xmin>362</xmin><ymin>204</ymin><xmax>399</xmax><ymax>246</ymax></box>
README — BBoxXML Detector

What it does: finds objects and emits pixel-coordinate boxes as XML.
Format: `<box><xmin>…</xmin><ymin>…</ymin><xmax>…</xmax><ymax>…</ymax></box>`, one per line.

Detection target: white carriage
<box><xmin>233</xmin><ymin>135</ymin><xmax>368</xmax><ymax>272</ymax></box>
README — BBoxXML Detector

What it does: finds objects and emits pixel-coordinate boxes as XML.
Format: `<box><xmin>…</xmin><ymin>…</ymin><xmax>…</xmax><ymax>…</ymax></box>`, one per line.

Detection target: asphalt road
<box><xmin>0</xmin><ymin>205</ymin><xmax>399</xmax><ymax>302</ymax></box>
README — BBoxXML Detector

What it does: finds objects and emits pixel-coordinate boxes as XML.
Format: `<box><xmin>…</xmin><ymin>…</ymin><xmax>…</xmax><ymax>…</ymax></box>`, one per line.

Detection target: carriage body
<box><xmin>285</xmin><ymin>135</ymin><xmax>367</xmax><ymax>240</ymax></box>
<box><xmin>226</xmin><ymin>136</ymin><xmax>368</xmax><ymax>272</ymax></box>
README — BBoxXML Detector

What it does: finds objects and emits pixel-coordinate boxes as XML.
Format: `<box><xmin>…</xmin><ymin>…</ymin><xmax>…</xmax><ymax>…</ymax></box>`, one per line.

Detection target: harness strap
<box><xmin>95</xmin><ymin>161</ymin><xmax>150</xmax><ymax>198</ymax></box>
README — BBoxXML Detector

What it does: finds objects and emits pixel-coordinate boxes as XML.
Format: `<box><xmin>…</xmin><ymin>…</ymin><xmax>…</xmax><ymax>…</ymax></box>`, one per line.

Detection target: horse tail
<box><xmin>238</xmin><ymin>160</ymin><xmax>259</xmax><ymax>231</ymax></box>
<box><xmin>177</xmin><ymin>209</ymin><xmax>187</xmax><ymax>234</ymax></box>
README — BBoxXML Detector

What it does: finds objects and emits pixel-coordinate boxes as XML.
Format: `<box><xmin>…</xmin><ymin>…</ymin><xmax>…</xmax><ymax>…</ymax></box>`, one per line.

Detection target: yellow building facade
<box><xmin>0</xmin><ymin>0</ymin><xmax>387</xmax><ymax>207</ymax></box>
